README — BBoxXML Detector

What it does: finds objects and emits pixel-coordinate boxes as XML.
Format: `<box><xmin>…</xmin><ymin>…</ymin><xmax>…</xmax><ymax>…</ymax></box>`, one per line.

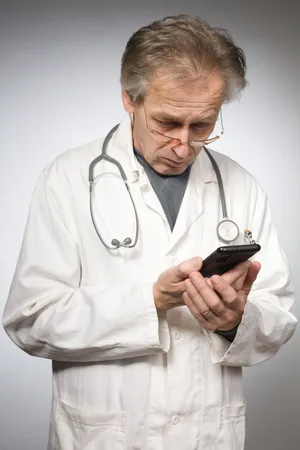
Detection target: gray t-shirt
<box><xmin>134</xmin><ymin>149</ymin><xmax>191</xmax><ymax>230</ymax></box>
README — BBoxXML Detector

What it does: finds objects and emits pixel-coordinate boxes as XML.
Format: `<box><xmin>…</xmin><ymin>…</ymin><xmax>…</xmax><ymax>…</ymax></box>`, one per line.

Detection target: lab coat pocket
<box><xmin>52</xmin><ymin>400</ymin><xmax>126</xmax><ymax>450</ymax></box>
<box><xmin>217</xmin><ymin>402</ymin><xmax>246</xmax><ymax>450</ymax></box>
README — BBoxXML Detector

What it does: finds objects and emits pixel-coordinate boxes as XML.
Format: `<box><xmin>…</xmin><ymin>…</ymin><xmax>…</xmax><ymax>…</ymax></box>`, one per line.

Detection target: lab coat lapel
<box><xmin>93</xmin><ymin>115</ymin><xmax>169</xmax><ymax>230</ymax></box>
<box><xmin>167</xmin><ymin>149</ymin><xmax>217</xmax><ymax>253</ymax></box>
<box><xmin>92</xmin><ymin>114</ymin><xmax>139</xmax><ymax>185</ymax></box>
<box><xmin>92</xmin><ymin>117</ymin><xmax>218</xmax><ymax>249</ymax></box>
<box><xmin>138</xmin><ymin>168</ymin><xmax>169</xmax><ymax>226</ymax></box>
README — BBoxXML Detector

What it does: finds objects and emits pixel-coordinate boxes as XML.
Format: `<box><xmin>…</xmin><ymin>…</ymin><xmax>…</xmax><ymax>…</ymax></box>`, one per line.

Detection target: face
<box><xmin>122</xmin><ymin>69</ymin><xmax>226</xmax><ymax>175</ymax></box>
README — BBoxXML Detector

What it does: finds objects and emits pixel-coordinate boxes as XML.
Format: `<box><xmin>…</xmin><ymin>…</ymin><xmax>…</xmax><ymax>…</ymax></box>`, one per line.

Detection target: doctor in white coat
<box><xmin>2</xmin><ymin>14</ymin><xmax>297</xmax><ymax>450</ymax></box>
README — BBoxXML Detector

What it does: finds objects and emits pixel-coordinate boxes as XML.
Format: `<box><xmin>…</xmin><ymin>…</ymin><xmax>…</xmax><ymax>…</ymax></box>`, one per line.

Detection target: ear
<box><xmin>122</xmin><ymin>88</ymin><xmax>136</xmax><ymax>113</ymax></box>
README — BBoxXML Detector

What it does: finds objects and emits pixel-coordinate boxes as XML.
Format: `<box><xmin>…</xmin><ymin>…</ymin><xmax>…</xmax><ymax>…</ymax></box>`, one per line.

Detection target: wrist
<box><xmin>153</xmin><ymin>283</ymin><xmax>171</xmax><ymax>313</ymax></box>
<box><xmin>153</xmin><ymin>283</ymin><xmax>163</xmax><ymax>312</ymax></box>
<box><xmin>216</xmin><ymin>313</ymin><xmax>243</xmax><ymax>332</ymax></box>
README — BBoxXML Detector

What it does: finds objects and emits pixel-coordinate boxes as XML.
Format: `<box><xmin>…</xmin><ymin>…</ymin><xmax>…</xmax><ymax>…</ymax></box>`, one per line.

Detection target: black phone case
<box><xmin>200</xmin><ymin>244</ymin><xmax>261</xmax><ymax>278</ymax></box>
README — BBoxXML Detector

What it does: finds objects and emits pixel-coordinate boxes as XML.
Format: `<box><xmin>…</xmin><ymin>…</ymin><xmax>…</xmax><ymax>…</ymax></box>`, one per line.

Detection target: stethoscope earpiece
<box><xmin>111</xmin><ymin>237</ymin><xmax>133</xmax><ymax>248</ymax></box>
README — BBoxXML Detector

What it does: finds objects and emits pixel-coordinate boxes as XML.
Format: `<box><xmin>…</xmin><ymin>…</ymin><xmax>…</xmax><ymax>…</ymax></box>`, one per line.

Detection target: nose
<box><xmin>172</xmin><ymin>142</ymin><xmax>191</xmax><ymax>160</ymax></box>
<box><xmin>177</xmin><ymin>127</ymin><xmax>190</xmax><ymax>144</ymax></box>
<box><xmin>171</xmin><ymin>128</ymin><xmax>191</xmax><ymax>159</ymax></box>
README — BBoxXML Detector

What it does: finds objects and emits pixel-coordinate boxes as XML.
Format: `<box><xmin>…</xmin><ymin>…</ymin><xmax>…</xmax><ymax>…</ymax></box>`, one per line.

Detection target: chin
<box><xmin>157</xmin><ymin>163</ymin><xmax>188</xmax><ymax>176</ymax></box>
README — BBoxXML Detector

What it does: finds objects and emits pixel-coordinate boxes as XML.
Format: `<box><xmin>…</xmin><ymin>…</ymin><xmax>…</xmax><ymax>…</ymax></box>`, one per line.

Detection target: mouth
<box><xmin>164</xmin><ymin>158</ymin><xmax>187</xmax><ymax>168</ymax></box>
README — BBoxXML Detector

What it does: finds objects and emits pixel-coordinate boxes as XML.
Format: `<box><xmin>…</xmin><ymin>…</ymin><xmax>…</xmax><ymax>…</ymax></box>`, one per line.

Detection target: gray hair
<box><xmin>120</xmin><ymin>15</ymin><xmax>247</xmax><ymax>103</ymax></box>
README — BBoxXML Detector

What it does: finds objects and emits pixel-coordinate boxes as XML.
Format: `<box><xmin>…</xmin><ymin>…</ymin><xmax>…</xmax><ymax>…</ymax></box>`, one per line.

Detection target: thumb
<box><xmin>240</xmin><ymin>261</ymin><xmax>261</xmax><ymax>298</ymax></box>
<box><xmin>176</xmin><ymin>257</ymin><xmax>203</xmax><ymax>281</ymax></box>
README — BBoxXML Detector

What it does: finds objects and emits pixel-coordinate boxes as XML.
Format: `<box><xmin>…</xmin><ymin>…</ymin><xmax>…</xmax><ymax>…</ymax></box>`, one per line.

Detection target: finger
<box><xmin>206</xmin><ymin>268</ymin><xmax>247</xmax><ymax>291</ymax></box>
<box><xmin>210</xmin><ymin>275</ymin><xmax>240</xmax><ymax>310</ymax></box>
<box><xmin>186</xmin><ymin>274</ymin><xmax>225</xmax><ymax>317</ymax></box>
<box><xmin>183</xmin><ymin>290</ymin><xmax>206</xmax><ymax>321</ymax></box>
<box><xmin>221</xmin><ymin>260</ymin><xmax>251</xmax><ymax>286</ymax></box>
<box><xmin>172</xmin><ymin>280</ymin><xmax>188</xmax><ymax>296</ymax></box>
<box><xmin>183</xmin><ymin>291</ymin><xmax>217</xmax><ymax>331</ymax></box>
<box><xmin>231</xmin><ymin>269</ymin><xmax>248</xmax><ymax>291</ymax></box>
<box><xmin>239</xmin><ymin>261</ymin><xmax>261</xmax><ymax>298</ymax></box>
<box><xmin>175</xmin><ymin>257</ymin><xmax>203</xmax><ymax>282</ymax></box>
<box><xmin>185</xmin><ymin>279</ymin><xmax>217</xmax><ymax>319</ymax></box>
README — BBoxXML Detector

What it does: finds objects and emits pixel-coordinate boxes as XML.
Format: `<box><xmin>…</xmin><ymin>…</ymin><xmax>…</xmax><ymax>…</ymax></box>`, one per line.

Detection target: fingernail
<box><xmin>189</xmin><ymin>272</ymin><xmax>197</xmax><ymax>282</ymax></box>
<box><xmin>185</xmin><ymin>279</ymin><xmax>192</xmax><ymax>288</ymax></box>
<box><xmin>191</xmin><ymin>257</ymin><xmax>202</xmax><ymax>268</ymax></box>
<box><xmin>211</xmin><ymin>275</ymin><xmax>221</xmax><ymax>285</ymax></box>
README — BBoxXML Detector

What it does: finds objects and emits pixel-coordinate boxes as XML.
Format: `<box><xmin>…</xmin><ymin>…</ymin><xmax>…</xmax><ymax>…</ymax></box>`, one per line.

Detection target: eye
<box><xmin>192</xmin><ymin>122</ymin><xmax>210</xmax><ymax>130</ymax></box>
<box><xmin>155</xmin><ymin>119</ymin><xmax>178</xmax><ymax>128</ymax></box>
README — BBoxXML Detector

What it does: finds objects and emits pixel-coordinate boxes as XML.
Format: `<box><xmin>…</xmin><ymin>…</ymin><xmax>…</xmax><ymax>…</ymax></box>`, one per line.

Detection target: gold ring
<box><xmin>201</xmin><ymin>309</ymin><xmax>212</xmax><ymax>317</ymax></box>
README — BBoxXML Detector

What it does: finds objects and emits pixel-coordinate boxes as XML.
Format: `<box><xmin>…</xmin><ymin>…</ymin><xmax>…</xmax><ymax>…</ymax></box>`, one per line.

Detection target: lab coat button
<box><xmin>172</xmin><ymin>415</ymin><xmax>180</xmax><ymax>425</ymax></box>
<box><xmin>174</xmin><ymin>331</ymin><xmax>181</xmax><ymax>340</ymax></box>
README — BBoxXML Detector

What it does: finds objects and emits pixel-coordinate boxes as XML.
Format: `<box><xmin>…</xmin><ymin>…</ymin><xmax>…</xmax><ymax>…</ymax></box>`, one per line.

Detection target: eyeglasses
<box><xmin>143</xmin><ymin>106</ymin><xmax>224</xmax><ymax>149</ymax></box>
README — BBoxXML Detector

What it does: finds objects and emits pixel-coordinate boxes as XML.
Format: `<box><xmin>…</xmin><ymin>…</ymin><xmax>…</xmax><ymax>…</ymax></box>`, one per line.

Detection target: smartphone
<box><xmin>200</xmin><ymin>244</ymin><xmax>261</xmax><ymax>278</ymax></box>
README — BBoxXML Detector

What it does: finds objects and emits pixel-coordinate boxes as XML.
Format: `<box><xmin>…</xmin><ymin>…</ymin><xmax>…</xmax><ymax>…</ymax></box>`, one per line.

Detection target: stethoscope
<box><xmin>88</xmin><ymin>124</ymin><xmax>253</xmax><ymax>250</ymax></box>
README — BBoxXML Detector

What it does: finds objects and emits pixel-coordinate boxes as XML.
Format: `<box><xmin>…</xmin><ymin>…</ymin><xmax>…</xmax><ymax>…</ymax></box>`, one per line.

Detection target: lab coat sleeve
<box><xmin>2</xmin><ymin>171</ymin><xmax>170</xmax><ymax>363</ymax></box>
<box><xmin>206</xmin><ymin>187</ymin><xmax>297</xmax><ymax>367</ymax></box>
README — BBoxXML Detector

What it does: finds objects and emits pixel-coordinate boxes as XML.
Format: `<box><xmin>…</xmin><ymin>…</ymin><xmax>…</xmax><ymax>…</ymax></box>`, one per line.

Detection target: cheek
<box><xmin>154</xmin><ymin>145</ymin><xmax>173</xmax><ymax>158</ymax></box>
<box><xmin>150</xmin><ymin>144</ymin><xmax>167</xmax><ymax>162</ymax></box>
<box><xmin>135</xmin><ymin>131</ymin><xmax>162</xmax><ymax>161</ymax></box>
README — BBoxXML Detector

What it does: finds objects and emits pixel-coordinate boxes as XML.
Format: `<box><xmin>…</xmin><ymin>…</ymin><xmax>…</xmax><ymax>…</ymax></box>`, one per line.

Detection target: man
<box><xmin>3</xmin><ymin>14</ymin><xmax>297</xmax><ymax>450</ymax></box>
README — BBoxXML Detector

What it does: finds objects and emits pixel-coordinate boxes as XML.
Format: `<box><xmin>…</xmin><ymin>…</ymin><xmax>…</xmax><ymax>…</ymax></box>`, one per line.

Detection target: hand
<box><xmin>153</xmin><ymin>257</ymin><xmax>202</xmax><ymax>312</ymax></box>
<box><xmin>183</xmin><ymin>261</ymin><xmax>261</xmax><ymax>331</ymax></box>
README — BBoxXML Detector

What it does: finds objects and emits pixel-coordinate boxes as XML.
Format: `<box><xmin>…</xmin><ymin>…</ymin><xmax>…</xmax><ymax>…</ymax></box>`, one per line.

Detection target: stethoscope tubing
<box><xmin>88</xmin><ymin>124</ymin><xmax>233</xmax><ymax>249</ymax></box>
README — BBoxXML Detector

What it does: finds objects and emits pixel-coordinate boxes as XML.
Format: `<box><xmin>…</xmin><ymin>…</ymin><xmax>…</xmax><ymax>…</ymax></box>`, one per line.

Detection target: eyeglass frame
<box><xmin>143</xmin><ymin>105</ymin><xmax>224</xmax><ymax>148</ymax></box>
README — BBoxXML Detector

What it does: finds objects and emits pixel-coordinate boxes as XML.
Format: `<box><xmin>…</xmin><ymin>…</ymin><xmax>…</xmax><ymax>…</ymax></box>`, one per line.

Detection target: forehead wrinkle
<box><xmin>148</xmin><ymin>72</ymin><xmax>226</xmax><ymax>110</ymax></box>
<box><xmin>160</xmin><ymin>99</ymin><xmax>217</xmax><ymax>109</ymax></box>
<box><xmin>150</xmin><ymin>84</ymin><xmax>224</xmax><ymax>107</ymax></box>
<box><xmin>152</xmin><ymin>98</ymin><xmax>221</xmax><ymax>121</ymax></box>
<box><xmin>161</xmin><ymin>102</ymin><xmax>221</xmax><ymax>115</ymax></box>
<box><xmin>160</xmin><ymin>88</ymin><xmax>224</xmax><ymax>105</ymax></box>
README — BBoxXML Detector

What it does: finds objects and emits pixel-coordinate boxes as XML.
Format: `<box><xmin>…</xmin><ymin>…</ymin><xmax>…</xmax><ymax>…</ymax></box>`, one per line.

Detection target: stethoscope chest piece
<box><xmin>217</xmin><ymin>218</ymin><xmax>240</xmax><ymax>244</ymax></box>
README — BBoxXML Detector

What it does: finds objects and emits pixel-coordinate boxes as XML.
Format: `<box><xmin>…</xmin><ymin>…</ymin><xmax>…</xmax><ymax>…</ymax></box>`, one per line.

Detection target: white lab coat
<box><xmin>3</xmin><ymin>114</ymin><xmax>297</xmax><ymax>450</ymax></box>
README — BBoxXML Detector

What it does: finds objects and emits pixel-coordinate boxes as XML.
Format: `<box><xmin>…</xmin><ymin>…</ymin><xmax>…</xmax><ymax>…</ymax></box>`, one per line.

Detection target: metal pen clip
<box><xmin>244</xmin><ymin>229</ymin><xmax>256</xmax><ymax>244</ymax></box>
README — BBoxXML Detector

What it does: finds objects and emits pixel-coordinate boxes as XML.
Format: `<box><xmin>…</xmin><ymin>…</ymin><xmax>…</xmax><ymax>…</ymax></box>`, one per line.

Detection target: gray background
<box><xmin>0</xmin><ymin>1</ymin><xmax>299</xmax><ymax>449</ymax></box>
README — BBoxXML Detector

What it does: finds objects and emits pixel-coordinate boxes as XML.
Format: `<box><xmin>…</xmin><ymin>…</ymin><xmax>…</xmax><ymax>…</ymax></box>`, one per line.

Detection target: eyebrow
<box><xmin>152</xmin><ymin>112</ymin><xmax>217</xmax><ymax>123</ymax></box>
